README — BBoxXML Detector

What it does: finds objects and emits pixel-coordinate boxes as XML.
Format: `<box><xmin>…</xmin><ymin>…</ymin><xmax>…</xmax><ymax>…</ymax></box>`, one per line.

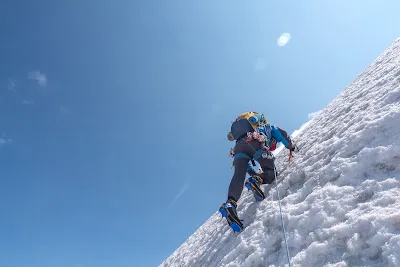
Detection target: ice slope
<box><xmin>160</xmin><ymin>38</ymin><xmax>400</xmax><ymax>267</ymax></box>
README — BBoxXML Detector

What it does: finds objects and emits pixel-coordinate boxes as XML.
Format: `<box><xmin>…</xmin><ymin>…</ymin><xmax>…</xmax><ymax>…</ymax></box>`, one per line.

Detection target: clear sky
<box><xmin>0</xmin><ymin>1</ymin><xmax>399</xmax><ymax>267</ymax></box>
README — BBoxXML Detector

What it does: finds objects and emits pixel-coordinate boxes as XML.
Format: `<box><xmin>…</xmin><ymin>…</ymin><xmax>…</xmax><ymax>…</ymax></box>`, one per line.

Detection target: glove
<box><xmin>289</xmin><ymin>144</ymin><xmax>298</xmax><ymax>152</ymax></box>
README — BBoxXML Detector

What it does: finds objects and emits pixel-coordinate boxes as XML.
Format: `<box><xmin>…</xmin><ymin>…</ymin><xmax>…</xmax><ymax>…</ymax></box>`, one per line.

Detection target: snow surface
<box><xmin>160</xmin><ymin>38</ymin><xmax>400</xmax><ymax>267</ymax></box>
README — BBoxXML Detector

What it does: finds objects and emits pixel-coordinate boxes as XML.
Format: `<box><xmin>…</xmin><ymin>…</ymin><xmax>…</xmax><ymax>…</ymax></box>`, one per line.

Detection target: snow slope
<box><xmin>160</xmin><ymin>38</ymin><xmax>400</xmax><ymax>267</ymax></box>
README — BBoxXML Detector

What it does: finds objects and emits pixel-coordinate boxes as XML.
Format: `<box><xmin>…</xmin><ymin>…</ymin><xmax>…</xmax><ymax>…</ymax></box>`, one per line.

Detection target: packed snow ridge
<box><xmin>161</xmin><ymin>38</ymin><xmax>400</xmax><ymax>267</ymax></box>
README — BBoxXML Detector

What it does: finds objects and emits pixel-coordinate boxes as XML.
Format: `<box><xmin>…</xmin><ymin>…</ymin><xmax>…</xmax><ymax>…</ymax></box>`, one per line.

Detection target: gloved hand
<box><xmin>289</xmin><ymin>144</ymin><xmax>298</xmax><ymax>152</ymax></box>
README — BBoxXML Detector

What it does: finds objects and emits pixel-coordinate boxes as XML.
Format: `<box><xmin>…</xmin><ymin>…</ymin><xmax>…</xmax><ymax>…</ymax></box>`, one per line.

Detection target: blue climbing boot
<box><xmin>245</xmin><ymin>175</ymin><xmax>265</xmax><ymax>201</ymax></box>
<box><xmin>219</xmin><ymin>199</ymin><xmax>243</xmax><ymax>232</ymax></box>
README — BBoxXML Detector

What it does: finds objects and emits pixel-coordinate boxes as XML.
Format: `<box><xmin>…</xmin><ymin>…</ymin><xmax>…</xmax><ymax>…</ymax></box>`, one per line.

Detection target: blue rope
<box><xmin>273</xmin><ymin>166</ymin><xmax>292</xmax><ymax>267</ymax></box>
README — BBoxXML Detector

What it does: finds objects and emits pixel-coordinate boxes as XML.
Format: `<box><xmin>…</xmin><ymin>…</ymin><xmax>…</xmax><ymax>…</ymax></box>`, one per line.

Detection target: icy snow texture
<box><xmin>160</xmin><ymin>38</ymin><xmax>400</xmax><ymax>267</ymax></box>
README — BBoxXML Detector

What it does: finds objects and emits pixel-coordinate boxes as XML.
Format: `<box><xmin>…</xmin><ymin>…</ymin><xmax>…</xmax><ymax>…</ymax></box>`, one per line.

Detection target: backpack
<box><xmin>230</xmin><ymin>118</ymin><xmax>254</xmax><ymax>140</ymax></box>
<box><xmin>230</xmin><ymin>112</ymin><xmax>268</xmax><ymax>140</ymax></box>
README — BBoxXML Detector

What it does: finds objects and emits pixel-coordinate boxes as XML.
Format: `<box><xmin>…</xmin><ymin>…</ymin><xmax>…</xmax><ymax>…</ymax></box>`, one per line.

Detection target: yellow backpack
<box><xmin>228</xmin><ymin>111</ymin><xmax>268</xmax><ymax>141</ymax></box>
<box><xmin>236</xmin><ymin>111</ymin><xmax>267</xmax><ymax>131</ymax></box>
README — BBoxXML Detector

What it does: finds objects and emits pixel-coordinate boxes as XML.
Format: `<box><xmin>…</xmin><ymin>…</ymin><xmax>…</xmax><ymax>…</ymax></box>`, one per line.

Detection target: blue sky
<box><xmin>1</xmin><ymin>1</ymin><xmax>399</xmax><ymax>266</ymax></box>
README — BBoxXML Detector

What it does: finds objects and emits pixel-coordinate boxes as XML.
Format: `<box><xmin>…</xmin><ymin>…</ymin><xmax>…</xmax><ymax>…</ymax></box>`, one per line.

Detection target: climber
<box><xmin>219</xmin><ymin>111</ymin><xmax>296</xmax><ymax>231</ymax></box>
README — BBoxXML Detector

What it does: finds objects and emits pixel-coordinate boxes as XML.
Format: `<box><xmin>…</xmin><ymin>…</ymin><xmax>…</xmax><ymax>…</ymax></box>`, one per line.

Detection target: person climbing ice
<box><xmin>220</xmin><ymin>111</ymin><xmax>296</xmax><ymax>232</ymax></box>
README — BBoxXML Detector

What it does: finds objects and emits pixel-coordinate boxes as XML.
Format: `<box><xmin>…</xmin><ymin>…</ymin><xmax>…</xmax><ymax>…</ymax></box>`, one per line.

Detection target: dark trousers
<box><xmin>228</xmin><ymin>140</ymin><xmax>276</xmax><ymax>202</ymax></box>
